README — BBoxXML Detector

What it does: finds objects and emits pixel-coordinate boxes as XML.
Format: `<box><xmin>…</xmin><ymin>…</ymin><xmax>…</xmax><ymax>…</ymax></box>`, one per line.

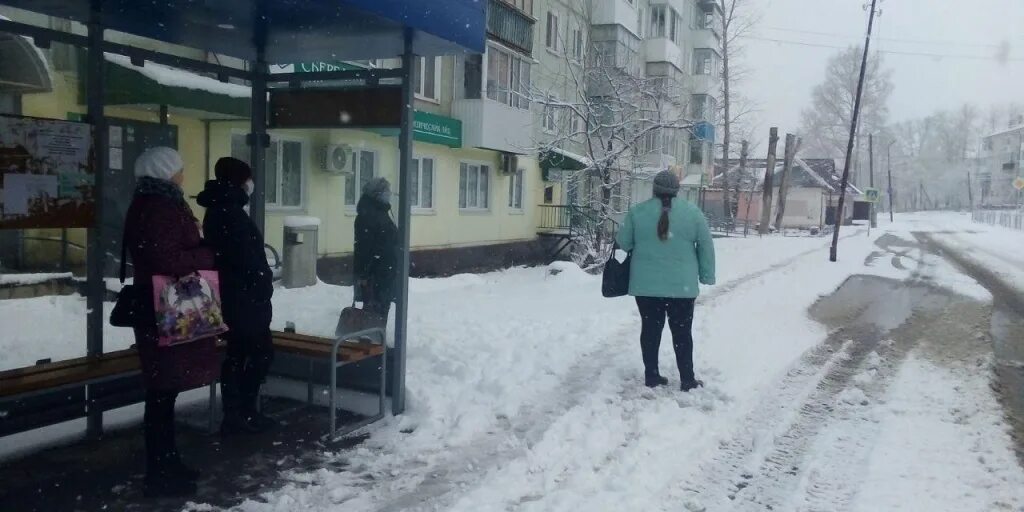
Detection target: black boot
<box><xmin>144</xmin><ymin>455</ymin><xmax>197</xmax><ymax>498</ymax></box>
<box><xmin>645</xmin><ymin>373</ymin><xmax>669</xmax><ymax>388</ymax></box>
<box><xmin>680</xmin><ymin>379</ymin><xmax>705</xmax><ymax>392</ymax></box>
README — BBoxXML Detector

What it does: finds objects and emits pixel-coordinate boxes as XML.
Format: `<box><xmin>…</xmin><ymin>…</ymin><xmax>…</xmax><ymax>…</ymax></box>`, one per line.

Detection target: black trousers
<box><xmin>144</xmin><ymin>389</ymin><xmax>179</xmax><ymax>473</ymax></box>
<box><xmin>221</xmin><ymin>328</ymin><xmax>274</xmax><ymax>415</ymax></box>
<box><xmin>635</xmin><ymin>297</ymin><xmax>697</xmax><ymax>383</ymax></box>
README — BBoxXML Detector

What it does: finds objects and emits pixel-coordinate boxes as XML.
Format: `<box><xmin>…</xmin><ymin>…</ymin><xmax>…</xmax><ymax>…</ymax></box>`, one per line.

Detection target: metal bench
<box><xmin>0</xmin><ymin>347</ymin><xmax>220</xmax><ymax>438</ymax></box>
<box><xmin>268</xmin><ymin>329</ymin><xmax>387</xmax><ymax>442</ymax></box>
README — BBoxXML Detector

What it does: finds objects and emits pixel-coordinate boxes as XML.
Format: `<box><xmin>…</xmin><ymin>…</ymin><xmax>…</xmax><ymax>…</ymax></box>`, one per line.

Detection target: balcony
<box><xmin>488</xmin><ymin>0</ymin><xmax>535</xmax><ymax>56</ymax></box>
<box><xmin>689</xmin><ymin>72</ymin><xmax>720</xmax><ymax>94</ymax></box>
<box><xmin>643</xmin><ymin>38</ymin><xmax>684</xmax><ymax>69</ymax></box>
<box><xmin>591</xmin><ymin>0</ymin><xmax>639</xmax><ymax>32</ymax></box>
<box><xmin>453</xmin><ymin>99</ymin><xmax>533</xmax><ymax>154</ymax></box>
<box><xmin>692</xmin><ymin>26</ymin><xmax>721</xmax><ymax>51</ymax></box>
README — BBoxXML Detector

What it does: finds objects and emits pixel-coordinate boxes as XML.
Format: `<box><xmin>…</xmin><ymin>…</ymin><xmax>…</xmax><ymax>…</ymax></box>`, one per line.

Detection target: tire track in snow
<box><xmin>339</xmin><ymin>233</ymin><xmax>867</xmax><ymax>512</ymax></box>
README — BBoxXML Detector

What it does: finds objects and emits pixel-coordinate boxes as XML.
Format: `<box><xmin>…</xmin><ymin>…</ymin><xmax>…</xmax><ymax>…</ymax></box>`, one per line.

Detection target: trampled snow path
<box><xmin>230</xmin><ymin>216</ymin><xmax>1024</xmax><ymax>512</ymax></box>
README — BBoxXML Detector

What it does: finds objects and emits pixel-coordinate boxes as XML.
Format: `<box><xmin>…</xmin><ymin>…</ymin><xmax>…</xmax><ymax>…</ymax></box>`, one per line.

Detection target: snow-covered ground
<box><xmin>3</xmin><ymin>212</ymin><xmax>1023</xmax><ymax>511</ymax></box>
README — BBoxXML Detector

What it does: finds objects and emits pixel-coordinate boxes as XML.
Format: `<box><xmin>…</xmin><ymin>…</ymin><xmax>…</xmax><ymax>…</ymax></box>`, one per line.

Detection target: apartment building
<box><xmin>979</xmin><ymin>122</ymin><xmax>1024</xmax><ymax>207</ymax></box>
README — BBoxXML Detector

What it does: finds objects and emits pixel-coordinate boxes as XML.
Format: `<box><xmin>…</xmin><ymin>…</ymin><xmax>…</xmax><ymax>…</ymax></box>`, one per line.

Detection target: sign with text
<box><xmin>864</xmin><ymin>187</ymin><xmax>881</xmax><ymax>203</ymax></box>
<box><xmin>0</xmin><ymin>114</ymin><xmax>94</xmax><ymax>229</ymax></box>
<box><xmin>269</xmin><ymin>87</ymin><xmax>402</xmax><ymax>129</ymax></box>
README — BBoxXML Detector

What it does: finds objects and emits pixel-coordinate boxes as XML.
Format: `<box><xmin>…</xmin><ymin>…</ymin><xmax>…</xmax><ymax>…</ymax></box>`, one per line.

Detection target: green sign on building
<box><xmin>413</xmin><ymin>111</ymin><xmax>462</xmax><ymax>148</ymax></box>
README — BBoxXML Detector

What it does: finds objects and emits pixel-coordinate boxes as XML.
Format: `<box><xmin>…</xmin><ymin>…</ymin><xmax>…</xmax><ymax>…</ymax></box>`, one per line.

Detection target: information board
<box><xmin>0</xmin><ymin>114</ymin><xmax>94</xmax><ymax>229</ymax></box>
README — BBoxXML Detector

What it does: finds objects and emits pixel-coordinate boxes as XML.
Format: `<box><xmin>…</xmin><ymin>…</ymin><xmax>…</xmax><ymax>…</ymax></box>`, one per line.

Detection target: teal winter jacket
<box><xmin>615</xmin><ymin>198</ymin><xmax>716</xmax><ymax>298</ymax></box>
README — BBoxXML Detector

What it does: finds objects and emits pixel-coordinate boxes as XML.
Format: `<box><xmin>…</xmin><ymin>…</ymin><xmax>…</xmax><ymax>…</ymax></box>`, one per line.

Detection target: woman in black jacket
<box><xmin>197</xmin><ymin>157</ymin><xmax>276</xmax><ymax>434</ymax></box>
<box><xmin>354</xmin><ymin>177</ymin><xmax>398</xmax><ymax>318</ymax></box>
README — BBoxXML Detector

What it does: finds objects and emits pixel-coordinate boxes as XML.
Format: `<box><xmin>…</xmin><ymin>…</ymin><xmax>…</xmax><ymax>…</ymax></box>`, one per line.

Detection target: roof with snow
<box><xmin>712</xmin><ymin>158</ymin><xmax>862</xmax><ymax>195</ymax></box>
<box><xmin>983</xmin><ymin>124</ymin><xmax>1024</xmax><ymax>140</ymax></box>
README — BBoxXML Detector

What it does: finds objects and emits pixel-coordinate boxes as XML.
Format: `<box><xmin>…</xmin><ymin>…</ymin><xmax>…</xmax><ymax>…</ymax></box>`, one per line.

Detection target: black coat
<box><xmin>197</xmin><ymin>180</ymin><xmax>273</xmax><ymax>337</ymax></box>
<box><xmin>354</xmin><ymin>194</ymin><xmax>398</xmax><ymax>304</ymax></box>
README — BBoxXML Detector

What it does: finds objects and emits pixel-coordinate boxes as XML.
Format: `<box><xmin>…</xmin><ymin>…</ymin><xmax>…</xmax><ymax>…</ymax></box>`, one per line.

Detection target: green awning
<box><xmin>77</xmin><ymin>50</ymin><xmax>251</xmax><ymax>119</ymax></box>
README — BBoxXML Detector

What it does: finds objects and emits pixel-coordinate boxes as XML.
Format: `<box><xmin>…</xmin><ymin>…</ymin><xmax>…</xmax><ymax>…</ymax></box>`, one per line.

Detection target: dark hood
<box><xmin>197</xmin><ymin>179</ymin><xmax>249</xmax><ymax>209</ymax></box>
<box><xmin>357</xmin><ymin>193</ymin><xmax>391</xmax><ymax>216</ymax></box>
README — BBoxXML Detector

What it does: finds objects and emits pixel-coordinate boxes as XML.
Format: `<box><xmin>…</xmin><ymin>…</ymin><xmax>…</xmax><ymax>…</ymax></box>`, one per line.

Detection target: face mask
<box><xmin>243</xmin><ymin>180</ymin><xmax>255</xmax><ymax>196</ymax></box>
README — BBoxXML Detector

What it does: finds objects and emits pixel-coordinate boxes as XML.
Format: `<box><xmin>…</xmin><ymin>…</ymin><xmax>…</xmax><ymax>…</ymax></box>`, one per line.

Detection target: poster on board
<box><xmin>0</xmin><ymin>114</ymin><xmax>94</xmax><ymax>229</ymax></box>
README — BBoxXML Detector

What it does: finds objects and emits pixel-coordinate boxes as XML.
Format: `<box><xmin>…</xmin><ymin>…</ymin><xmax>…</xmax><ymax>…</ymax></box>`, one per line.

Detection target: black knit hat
<box><xmin>214</xmin><ymin>157</ymin><xmax>252</xmax><ymax>187</ymax></box>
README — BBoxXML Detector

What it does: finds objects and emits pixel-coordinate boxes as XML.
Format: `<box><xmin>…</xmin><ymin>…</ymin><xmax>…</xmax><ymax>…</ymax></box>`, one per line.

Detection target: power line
<box><xmin>741</xmin><ymin>35</ymin><xmax>1024</xmax><ymax>62</ymax></box>
<box><xmin>761</xmin><ymin>25</ymin><xmax>1004</xmax><ymax>49</ymax></box>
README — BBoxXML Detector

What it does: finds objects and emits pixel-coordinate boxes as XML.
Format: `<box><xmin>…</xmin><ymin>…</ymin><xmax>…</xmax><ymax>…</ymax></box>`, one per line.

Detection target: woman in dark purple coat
<box><xmin>124</xmin><ymin>147</ymin><xmax>217</xmax><ymax>498</ymax></box>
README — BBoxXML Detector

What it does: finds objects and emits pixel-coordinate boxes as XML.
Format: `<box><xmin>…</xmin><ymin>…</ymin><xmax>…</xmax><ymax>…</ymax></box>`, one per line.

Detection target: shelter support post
<box><xmin>393</xmin><ymin>28</ymin><xmax>415</xmax><ymax>414</ymax></box>
<box><xmin>248</xmin><ymin>50</ymin><xmax>269</xmax><ymax>234</ymax></box>
<box><xmin>85</xmin><ymin>0</ymin><xmax>108</xmax><ymax>439</ymax></box>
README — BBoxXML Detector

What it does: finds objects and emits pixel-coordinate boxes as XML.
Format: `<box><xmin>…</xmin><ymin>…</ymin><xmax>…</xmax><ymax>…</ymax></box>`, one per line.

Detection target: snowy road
<box><xmin>219</xmin><ymin>213</ymin><xmax>1024</xmax><ymax>512</ymax></box>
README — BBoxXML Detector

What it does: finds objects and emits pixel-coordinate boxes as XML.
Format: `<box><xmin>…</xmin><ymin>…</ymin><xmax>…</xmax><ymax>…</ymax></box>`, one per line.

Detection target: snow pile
<box><xmin>104</xmin><ymin>53</ymin><xmax>251</xmax><ymax>98</ymax></box>
<box><xmin>0</xmin><ymin>295</ymin><xmax>135</xmax><ymax>372</ymax></box>
<box><xmin>0</xmin><ymin>272</ymin><xmax>73</xmax><ymax>286</ymax></box>
<box><xmin>283</xmin><ymin>216</ymin><xmax>322</xmax><ymax>228</ymax></box>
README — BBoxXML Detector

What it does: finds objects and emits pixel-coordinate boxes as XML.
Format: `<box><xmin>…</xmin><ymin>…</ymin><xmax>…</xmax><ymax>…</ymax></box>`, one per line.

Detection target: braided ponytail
<box><xmin>656</xmin><ymin>194</ymin><xmax>672</xmax><ymax>241</ymax></box>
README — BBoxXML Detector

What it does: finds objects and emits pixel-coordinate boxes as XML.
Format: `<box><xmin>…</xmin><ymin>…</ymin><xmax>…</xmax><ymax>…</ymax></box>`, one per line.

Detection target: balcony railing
<box><xmin>488</xmin><ymin>0</ymin><xmax>535</xmax><ymax>55</ymax></box>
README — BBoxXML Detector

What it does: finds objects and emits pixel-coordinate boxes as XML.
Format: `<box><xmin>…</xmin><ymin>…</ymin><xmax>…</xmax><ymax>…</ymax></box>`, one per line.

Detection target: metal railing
<box><xmin>973</xmin><ymin>209</ymin><xmax>1024</xmax><ymax>231</ymax></box>
<box><xmin>487</xmin><ymin>0</ymin><xmax>534</xmax><ymax>55</ymax></box>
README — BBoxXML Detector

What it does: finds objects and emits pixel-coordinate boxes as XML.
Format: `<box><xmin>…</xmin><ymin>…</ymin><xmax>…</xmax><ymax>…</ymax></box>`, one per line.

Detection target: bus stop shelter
<box><xmin>0</xmin><ymin>0</ymin><xmax>485</xmax><ymax>436</ymax></box>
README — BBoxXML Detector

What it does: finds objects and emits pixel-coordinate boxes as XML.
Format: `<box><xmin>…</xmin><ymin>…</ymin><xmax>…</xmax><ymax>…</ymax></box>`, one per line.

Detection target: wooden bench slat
<box><xmin>1</xmin><ymin>356</ymin><xmax>141</xmax><ymax>398</ymax></box>
<box><xmin>0</xmin><ymin>349</ymin><xmax>139</xmax><ymax>382</ymax></box>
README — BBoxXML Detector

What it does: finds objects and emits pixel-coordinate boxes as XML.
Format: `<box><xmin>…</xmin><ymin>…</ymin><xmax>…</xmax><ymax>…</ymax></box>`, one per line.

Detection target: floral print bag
<box><xmin>152</xmin><ymin>271</ymin><xmax>229</xmax><ymax>346</ymax></box>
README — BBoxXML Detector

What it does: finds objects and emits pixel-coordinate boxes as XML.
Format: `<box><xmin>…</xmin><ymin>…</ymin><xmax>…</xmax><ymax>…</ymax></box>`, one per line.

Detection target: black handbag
<box><xmin>601</xmin><ymin>245</ymin><xmax>631</xmax><ymax>298</ymax></box>
<box><xmin>109</xmin><ymin>235</ymin><xmax>142</xmax><ymax>328</ymax></box>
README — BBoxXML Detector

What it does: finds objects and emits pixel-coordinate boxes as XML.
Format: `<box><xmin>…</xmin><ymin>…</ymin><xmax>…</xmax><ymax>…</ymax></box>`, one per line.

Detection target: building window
<box><xmin>231</xmin><ymin>134</ymin><xmax>304</xmax><ymax>208</ymax></box>
<box><xmin>571</xmin><ymin>25</ymin><xmax>584</xmax><ymax>61</ymax></box>
<box><xmin>411</xmin><ymin>157</ymin><xmax>435</xmax><ymax>209</ymax></box>
<box><xmin>690</xmin><ymin>94</ymin><xmax>717</xmax><ymax>122</ymax></box>
<box><xmin>546</xmin><ymin>11</ymin><xmax>560</xmax><ymax>51</ymax></box>
<box><xmin>414</xmin><ymin>56</ymin><xmax>441</xmax><ymax>101</ymax></box>
<box><xmin>693</xmin><ymin>49</ymin><xmax>719</xmax><ymax>76</ymax></box>
<box><xmin>486</xmin><ymin>45</ymin><xmax>531</xmax><ymax>109</ymax></box>
<box><xmin>508</xmin><ymin>168</ymin><xmax>525</xmax><ymax>210</ymax></box>
<box><xmin>542</xmin><ymin>96</ymin><xmax>558</xmax><ymax>133</ymax></box>
<box><xmin>344</xmin><ymin>150</ymin><xmax>377</xmax><ymax>206</ymax></box>
<box><xmin>544</xmin><ymin>185</ymin><xmax>554</xmax><ymax>204</ymax></box>
<box><xmin>465</xmin><ymin>54</ymin><xmax>483</xmax><ymax>99</ymax></box>
<box><xmin>689</xmin><ymin>136</ymin><xmax>705</xmax><ymax>165</ymax></box>
<box><xmin>460</xmin><ymin>163</ymin><xmax>491</xmax><ymax>210</ymax></box>
<box><xmin>570</xmin><ymin>111</ymin><xmax>583</xmax><ymax>136</ymax></box>
<box><xmin>649</xmin><ymin>5</ymin><xmax>682</xmax><ymax>44</ymax></box>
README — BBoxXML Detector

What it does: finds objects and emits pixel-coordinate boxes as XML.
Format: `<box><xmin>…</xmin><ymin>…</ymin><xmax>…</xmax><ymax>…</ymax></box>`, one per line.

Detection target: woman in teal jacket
<box><xmin>616</xmin><ymin>170</ymin><xmax>716</xmax><ymax>391</ymax></box>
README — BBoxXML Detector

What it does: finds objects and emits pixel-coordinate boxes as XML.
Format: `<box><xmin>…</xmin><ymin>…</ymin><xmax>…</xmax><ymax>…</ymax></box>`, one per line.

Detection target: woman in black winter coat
<box><xmin>354</xmin><ymin>177</ymin><xmax>398</xmax><ymax>318</ymax></box>
<box><xmin>197</xmin><ymin>157</ymin><xmax>276</xmax><ymax>435</ymax></box>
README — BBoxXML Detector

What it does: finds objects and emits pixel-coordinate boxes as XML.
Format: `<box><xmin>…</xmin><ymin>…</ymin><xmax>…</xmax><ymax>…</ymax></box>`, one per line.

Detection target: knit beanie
<box><xmin>214</xmin><ymin>157</ymin><xmax>253</xmax><ymax>187</ymax></box>
<box><xmin>134</xmin><ymin>146</ymin><xmax>183</xmax><ymax>181</ymax></box>
<box><xmin>652</xmin><ymin>169</ymin><xmax>680</xmax><ymax>196</ymax></box>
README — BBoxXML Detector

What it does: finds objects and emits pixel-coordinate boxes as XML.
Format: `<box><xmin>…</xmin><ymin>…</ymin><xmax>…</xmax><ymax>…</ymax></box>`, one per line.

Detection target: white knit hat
<box><xmin>134</xmin><ymin>146</ymin><xmax>183</xmax><ymax>181</ymax></box>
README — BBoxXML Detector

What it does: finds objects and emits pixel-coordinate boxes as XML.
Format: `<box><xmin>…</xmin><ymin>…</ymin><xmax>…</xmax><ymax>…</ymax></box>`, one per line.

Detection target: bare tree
<box><xmin>530</xmin><ymin>3</ymin><xmax>692</xmax><ymax>270</ymax></box>
<box><xmin>717</xmin><ymin>0</ymin><xmax>758</xmax><ymax>219</ymax></box>
<box><xmin>799</xmin><ymin>46</ymin><xmax>893</xmax><ymax>168</ymax></box>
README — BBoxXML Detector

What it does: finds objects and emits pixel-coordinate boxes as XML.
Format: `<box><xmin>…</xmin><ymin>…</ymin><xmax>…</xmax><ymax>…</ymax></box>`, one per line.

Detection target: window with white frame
<box><xmin>486</xmin><ymin>45</ymin><xmax>531</xmax><ymax>109</ymax></box>
<box><xmin>542</xmin><ymin>96</ymin><xmax>558</xmax><ymax>132</ymax></box>
<box><xmin>508</xmin><ymin>168</ymin><xmax>525</xmax><ymax>210</ymax></box>
<box><xmin>649</xmin><ymin>5</ymin><xmax>682</xmax><ymax>44</ymax></box>
<box><xmin>414</xmin><ymin>56</ymin><xmax>441</xmax><ymax>101</ymax></box>
<box><xmin>546</xmin><ymin>11</ymin><xmax>560</xmax><ymax>51</ymax></box>
<box><xmin>411</xmin><ymin>157</ymin><xmax>435</xmax><ymax>209</ymax></box>
<box><xmin>571</xmin><ymin>25</ymin><xmax>584</xmax><ymax>60</ymax></box>
<box><xmin>459</xmin><ymin>163</ymin><xmax>491</xmax><ymax>210</ymax></box>
<box><xmin>693</xmin><ymin>49</ymin><xmax>719</xmax><ymax>76</ymax></box>
<box><xmin>343</xmin><ymin>149</ymin><xmax>377</xmax><ymax>206</ymax></box>
<box><xmin>230</xmin><ymin>134</ymin><xmax>304</xmax><ymax>208</ymax></box>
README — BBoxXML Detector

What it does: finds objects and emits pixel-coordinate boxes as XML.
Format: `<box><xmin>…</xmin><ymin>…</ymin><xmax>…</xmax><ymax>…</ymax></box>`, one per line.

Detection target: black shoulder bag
<box><xmin>109</xmin><ymin>234</ymin><xmax>142</xmax><ymax>328</ymax></box>
<box><xmin>601</xmin><ymin>243</ymin><xmax>631</xmax><ymax>298</ymax></box>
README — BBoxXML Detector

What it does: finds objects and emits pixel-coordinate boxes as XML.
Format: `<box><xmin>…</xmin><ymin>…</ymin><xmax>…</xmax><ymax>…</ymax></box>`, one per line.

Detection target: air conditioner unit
<box><xmin>321</xmin><ymin>144</ymin><xmax>354</xmax><ymax>175</ymax></box>
<box><xmin>499</xmin><ymin>152</ymin><xmax>518</xmax><ymax>176</ymax></box>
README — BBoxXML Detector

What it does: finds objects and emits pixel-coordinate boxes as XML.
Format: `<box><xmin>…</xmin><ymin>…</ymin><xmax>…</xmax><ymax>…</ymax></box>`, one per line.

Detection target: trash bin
<box><xmin>282</xmin><ymin>216</ymin><xmax>320</xmax><ymax>289</ymax></box>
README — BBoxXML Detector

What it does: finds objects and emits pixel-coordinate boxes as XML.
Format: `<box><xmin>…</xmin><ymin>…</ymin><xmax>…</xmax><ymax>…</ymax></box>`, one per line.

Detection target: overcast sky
<box><xmin>739</xmin><ymin>0</ymin><xmax>1024</xmax><ymax>140</ymax></box>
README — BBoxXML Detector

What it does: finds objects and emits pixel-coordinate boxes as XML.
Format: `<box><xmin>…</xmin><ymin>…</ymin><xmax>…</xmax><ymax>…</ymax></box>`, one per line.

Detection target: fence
<box><xmin>973</xmin><ymin>209</ymin><xmax>1024</xmax><ymax>231</ymax></box>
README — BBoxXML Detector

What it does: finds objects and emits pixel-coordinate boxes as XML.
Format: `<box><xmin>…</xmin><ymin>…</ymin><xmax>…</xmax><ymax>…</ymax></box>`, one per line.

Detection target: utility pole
<box><xmin>830</xmin><ymin>0</ymin><xmax>880</xmax><ymax>262</ymax></box>
<box><xmin>775</xmin><ymin>134</ymin><xmax>800</xmax><ymax>231</ymax></box>
<box><xmin>869</xmin><ymin>133</ymin><xmax>877</xmax><ymax>228</ymax></box>
<box><xmin>739</xmin><ymin>140</ymin><xmax>754</xmax><ymax>236</ymax></box>
<box><xmin>966</xmin><ymin>171</ymin><xmax>974</xmax><ymax>211</ymax></box>
<box><xmin>760</xmin><ymin>128</ymin><xmax>780</xmax><ymax>235</ymax></box>
<box><xmin>886</xmin><ymin>139</ymin><xmax>895</xmax><ymax>222</ymax></box>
